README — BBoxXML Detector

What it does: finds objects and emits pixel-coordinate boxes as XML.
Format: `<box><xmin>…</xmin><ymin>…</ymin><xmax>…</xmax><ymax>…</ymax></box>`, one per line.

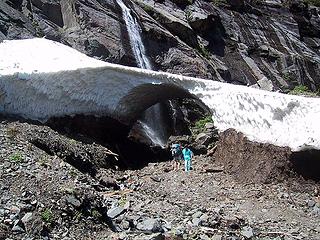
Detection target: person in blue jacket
<box><xmin>182</xmin><ymin>145</ymin><xmax>193</xmax><ymax>172</ymax></box>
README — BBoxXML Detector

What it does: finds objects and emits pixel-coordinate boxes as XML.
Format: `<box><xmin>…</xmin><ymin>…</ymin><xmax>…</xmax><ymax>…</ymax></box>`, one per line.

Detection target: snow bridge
<box><xmin>0</xmin><ymin>38</ymin><xmax>319</xmax><ymax>151</ymax></box>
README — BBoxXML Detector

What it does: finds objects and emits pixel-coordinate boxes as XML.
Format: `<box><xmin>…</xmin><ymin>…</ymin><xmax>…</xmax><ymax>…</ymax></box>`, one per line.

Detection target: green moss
<box><xmin>141</xmin><ymin>3</ymin><xmax>153</xmax><ymax>13</ymax></box>
<box><xmin>74</xmin><ymin>210</ymin><xmax>82</xmax><ymax>221</ymax></box>
<box><xmin>119</xmin><ymin>197</ymin><xmax>127</xmax><ymax>208</ymax></box>
<box><xmin>187</xmin><ymin>0</ymin><xmax>194</xmax><ymax>5</ymax></box>
<box><xmin>197</xmin><ymin>45</ymin><xmax>210</xmax><ymax>59</ymax></box>
<box><xmin>6</xmin><ymin>126</ymin><xmax>19</xmax><ymax>139</ymax></box>
<box><xmin>41</xmin><ymin>209</ymin><xmax>53</xmax><ymax>223</ymax></box>
<box><xmin>289</xmin><ymin>85</ymin><xmax>319</xmax><ymax>97</ymax></box>
<box><xmin>185</xmin><ymin>9</ymin><xmax>193</xmax><ymax>22</ymax></box>
<box><xmin>9</xmin><ymin>153</ymin><xmax>23</xmax><ymax>163</ymax></box>
<box><xmin>304</xmin><ymin>0</ymin><xmax>320</xmax><ymax>7</ymax></box>
<box><xmin>194</xmin><ymin>116</ymin><xmax>213</xmax><ymax>130</ymax></box>
<box><xmin>211</xmin><ymin>0</ymin><xmax>227</xmax><ymax>6</ymax></box>
<box><xmin>91</xmin><ymin>209</ymin><xmax>102</xmax><ymax>219</ymax></box>
<box><xmin>191</xmin><ymin>115</ymin><xmax>214</xmax><ymax>136</ymax></box>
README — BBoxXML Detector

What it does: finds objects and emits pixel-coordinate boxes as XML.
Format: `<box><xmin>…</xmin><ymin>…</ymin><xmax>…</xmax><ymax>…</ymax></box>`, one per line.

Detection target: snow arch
<box><xmin>1</xmin><ymin>38</ymin><xmax>320</xmax><ymax>151</ymax></box>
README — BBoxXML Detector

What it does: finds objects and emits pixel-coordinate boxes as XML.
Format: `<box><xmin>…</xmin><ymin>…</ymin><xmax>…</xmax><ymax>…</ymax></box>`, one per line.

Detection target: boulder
<box><xmin>107</xmin><ymin>206</ymin><xmax>125</xmax><ymax>219</ymax></box>
<box><xmin>136</xmin><ymin>218</ymin><xmax>163</xmax><ymax>233</ymax></box>
<box><xmin>195</xmin><ymin>132</ymin><xmax>213</xmax><ymax>146</ymax></box>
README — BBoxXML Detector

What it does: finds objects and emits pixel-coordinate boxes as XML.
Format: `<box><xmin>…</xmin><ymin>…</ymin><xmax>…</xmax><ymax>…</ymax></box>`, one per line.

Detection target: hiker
<box><xmin>171</xmin><ymin>143</ymin><xmax>182</xmax><ymax>171</ymax></box>
<box><xmin>182</xmin><ymin>145</ymin><xmax>193</xmax><ymax>172</ymax></box>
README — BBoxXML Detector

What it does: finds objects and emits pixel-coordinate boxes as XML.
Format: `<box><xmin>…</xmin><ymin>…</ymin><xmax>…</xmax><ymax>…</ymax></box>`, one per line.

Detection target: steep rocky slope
<box><xmin>1</xmin><ymin>0</ymin><xmax>320</xmax><ymax>91</ymax></box>
<box><xmin>1</xmin><ymin>117</ymin><xmax>320</xmax><ymax>240</ymax></box>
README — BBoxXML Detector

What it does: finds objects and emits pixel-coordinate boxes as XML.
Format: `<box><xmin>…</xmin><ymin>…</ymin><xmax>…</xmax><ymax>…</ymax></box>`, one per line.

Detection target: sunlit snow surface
<box><xmin>0</xmin><ymin>38</ymin><xmax>319</xmax><ymax>151</ymax></box>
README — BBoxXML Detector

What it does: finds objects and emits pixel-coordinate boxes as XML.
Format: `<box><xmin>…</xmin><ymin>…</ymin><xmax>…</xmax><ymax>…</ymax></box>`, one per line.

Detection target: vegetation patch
<box><xmin>9</xmin><ymin>153</ymin><xmax>24</xmax><ymax>163</ymax></box>
<box><xmin>197</xmin><ymin>45</ymin><xmax>210</xmax><ymax>59</ymax></box>
<box><xmin>141</xmin><ymin>3</ymin><xmax>153</xmax><ymax>14</ymax></box>
<box><xmin>41</xmin><ymin>208</ymin><xmax>53</xmax><ymax>223</ymax></box>
<box><xmin>6</xmin><ymin>126</ymin><xmax>19</xmax><ymax>139</ymax></box>
<box><xmin>211</xmin><ymin>0</ymin><xmax>227</xmax><ymax>6</ymax></box>
<box><xmin>91</xmin><ymin>209</ymin><xmax>102</xmax><ymax>220</ymax></box>
<box><xmin>289</xmin><ymin>85</ymin><xmax>319</xmax><ymax>97</ymax></box>
<box><xmin>192</xmin><ymin>115</ymin><xmax>214</xmax><ymax>135</ymax></box>
<box><xmin>185</xmin><ymin>9</ymin><xmax>193</xmax><ymax>22</ymax></box>
<box><xmin>304</xmin><ymin>0</ymin><xmax>320</xmax><ymax>7</ymax></box>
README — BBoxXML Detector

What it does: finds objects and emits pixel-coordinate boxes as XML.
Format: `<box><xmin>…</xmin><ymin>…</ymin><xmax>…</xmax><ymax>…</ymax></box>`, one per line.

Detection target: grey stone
<box><xmin>120</xmin><ymin>220</ymin><xmax>130</xmax><ymax>230</ymax></box>
<box><xmin>12</xmin><ymin>220</ymin><xmax>25</xmax><ymax>233</ymax></box>
<box><xmin>312</xmin><ymin>206</ymin><xmax>320</xmax><ymax>215</ymax></box>
<box><xmin>163</xmin><ymin>221</ymin><xmax>172</xmax><ymax>231</ymax></box>
<box><xmin>200</xmin><ymin>213</ymin><xmax>208</xmax><ymax>222</ymax></box>
<box><xmin>4</xmin><ymin>219</ymin><xmax>12</xmax><ymax>225</ymax></box>
<box><xmin>118</xmin><ymin>232</ymin><xmax>127</xmax><ymax>240</ymax></box>
<box><xmin>200</xmin><ymin>234</ymin><xmax>210</xmax><ymax>240</ymax></box>
<box><xmin>66</xmin><ymin>196</ymin><xmax>81</xmax><ymax>208</ymax></box>
<box><xmin>136</xmin><ymin>218</ymin><xmax>163</xmax><ymax>233</ymax></box>
<box><xmin>146</xmin><ymin>233</ymin><xmax>165</xmax><ymax>240</ymax></box>
<box><xmin>205</xmin><ymin>123</ymin><xmax>215</xmax><ymax>130</ymax></box>
<box><xmin>195</xmin><ymin>133</ymin><xmax>212</xmax><ymax>146</ymax></box>
<box><xmin>308</xmin><ymin>200</ymin><xmax>316</xmax><ymax>208</ymax></box>
<box><xmin>192</xmin><ymin>211</ymin><xmax>203</xmax><ymax>219</ymax></box>
<box><xmin>21</xmin><ymin>212</ymin><xmax>33</xmax><ymax>223</ymax></box>
<box><xmin>107</xmin><ymin>206</ymin><xmax>125</xmax><ymax>219</ymax></box>
<box><xmin>241</xmin><ymin>226</ymin><xmax>254</xmax><ymax>239</ymax></box>
<box><xmin>192</xmin><ymin>217</ymin><xmax>201</xmax><ymax>226</ymax></box>
<box><xmin>212</xmin><ymin>235</ymin><xmax>222</xmax><ymax>240</ymax></box>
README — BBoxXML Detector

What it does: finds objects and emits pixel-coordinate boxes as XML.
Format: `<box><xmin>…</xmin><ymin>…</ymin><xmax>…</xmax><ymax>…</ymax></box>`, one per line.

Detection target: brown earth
<box><xmin>213</xmin><ymin>129</ymin><xmax>293</xmax><ymax>184</ymax></box>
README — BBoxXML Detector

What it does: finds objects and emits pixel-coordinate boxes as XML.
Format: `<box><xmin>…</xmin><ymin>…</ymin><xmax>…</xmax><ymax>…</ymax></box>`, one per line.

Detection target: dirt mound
<box><xmin>213</xmin><ymin>129</ymin><xmax>293</xmax><ymax>183</ymax></box>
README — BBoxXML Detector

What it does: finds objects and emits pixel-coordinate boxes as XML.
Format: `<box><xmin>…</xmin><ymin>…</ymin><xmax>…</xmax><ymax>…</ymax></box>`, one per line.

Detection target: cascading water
<box><xmin>116</xmin><ymin>0</ymin><xmax>152</xmax><ymax>70</ymax></box>
<box><xmin>116</xmin><ymin>0</ymin><xmax>167</xmax><ymax>147</ymax></box>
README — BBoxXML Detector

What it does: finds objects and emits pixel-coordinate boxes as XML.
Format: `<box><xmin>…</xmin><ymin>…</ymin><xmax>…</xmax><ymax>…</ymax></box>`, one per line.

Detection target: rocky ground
<box><xmin>1</xmin><ymin>117</ymin><xmax>320</xmax><ymax>240</ymax></box>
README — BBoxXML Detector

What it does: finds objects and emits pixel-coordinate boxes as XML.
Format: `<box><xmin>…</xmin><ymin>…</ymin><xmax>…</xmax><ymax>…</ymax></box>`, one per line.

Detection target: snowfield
<box><xmin>0</xmin><ymin>38</ymin><xmax>319</xmax><ymax>151</ymax></box>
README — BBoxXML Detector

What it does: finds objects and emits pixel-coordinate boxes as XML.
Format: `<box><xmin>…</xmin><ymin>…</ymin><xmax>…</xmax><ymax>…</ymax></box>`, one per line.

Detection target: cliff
<box><xmin>1</xmin><ymin>0</ymin><xmax>319</xmax><ymax>91</ymax></box>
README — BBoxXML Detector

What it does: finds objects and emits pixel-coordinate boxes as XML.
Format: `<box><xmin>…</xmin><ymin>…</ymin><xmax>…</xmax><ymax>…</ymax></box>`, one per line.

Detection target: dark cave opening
<box><xmin>46</xmin><ymin>114</ymin><xmax>170</xmax><ymax>170</ymax></box>
<box><xmin>45</xmin><ymin>96</ymin><xmax>212</xmax><ymax>170</ymax></box>
<box><xmin>290</xmin><ymin>149</ymin><xmax>320</xmax><ymax>181</ymax></box>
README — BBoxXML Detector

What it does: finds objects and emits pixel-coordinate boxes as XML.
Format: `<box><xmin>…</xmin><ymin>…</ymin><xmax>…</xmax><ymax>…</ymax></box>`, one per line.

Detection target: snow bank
<box><xmin>0</xmin><ymin>38</ymin><xmax>319</xmax><ymax>151</ymax></box>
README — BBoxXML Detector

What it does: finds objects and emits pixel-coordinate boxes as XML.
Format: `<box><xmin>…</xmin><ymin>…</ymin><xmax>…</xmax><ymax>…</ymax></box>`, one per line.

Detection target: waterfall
<box><xmin>116</xmin><ymin>0</ymin><xmax>167</xmax><ymax>147</ymax></box>
<box><xmin>116</xmin><ymin>0</ymin><xmax>152</xmax><ymax>70</ymax></box>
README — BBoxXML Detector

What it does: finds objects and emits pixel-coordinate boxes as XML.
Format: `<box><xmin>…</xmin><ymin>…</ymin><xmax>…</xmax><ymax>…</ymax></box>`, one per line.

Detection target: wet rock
<box><xmin>136</xmin><ymin>218</ymin><xmax>163</xmax><ymax>233</ymax></box>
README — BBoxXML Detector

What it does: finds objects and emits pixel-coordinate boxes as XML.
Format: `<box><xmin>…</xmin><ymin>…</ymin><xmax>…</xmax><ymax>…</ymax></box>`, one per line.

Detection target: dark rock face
<box><xmin>1</xmin><ymin>0</ymin><xmax>319</xmax><ymax>91</ymax></box>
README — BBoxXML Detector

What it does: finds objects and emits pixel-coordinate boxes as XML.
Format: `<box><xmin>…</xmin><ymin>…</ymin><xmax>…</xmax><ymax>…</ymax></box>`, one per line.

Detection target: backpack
<box><xmin>171</xmin><ymin>143</ymin><xmax>181</xmax><ymax>157</ymax></box>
